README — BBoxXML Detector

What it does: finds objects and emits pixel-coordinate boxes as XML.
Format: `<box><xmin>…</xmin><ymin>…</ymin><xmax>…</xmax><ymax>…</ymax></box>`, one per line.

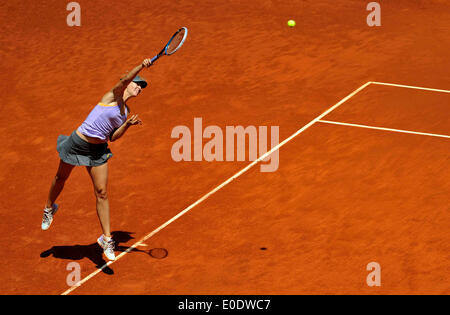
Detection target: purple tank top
<box><xmin>78</xmin><ymin>103</ymin><xmax>128</xmax><ymax>141</ymax></box>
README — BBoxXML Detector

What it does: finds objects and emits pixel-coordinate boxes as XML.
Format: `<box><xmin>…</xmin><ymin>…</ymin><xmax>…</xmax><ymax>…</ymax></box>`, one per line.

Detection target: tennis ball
<box><xmin>287</xmin><ymin>20</ymin><xmax>296</xmax><ymax>27</ymax></box>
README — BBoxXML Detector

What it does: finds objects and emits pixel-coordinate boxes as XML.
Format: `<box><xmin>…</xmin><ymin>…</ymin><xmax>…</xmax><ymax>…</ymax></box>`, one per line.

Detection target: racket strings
<box><xmin>166</xmin><ymin>29</ymin><xmax>186</xmax><ymax>55</ymax></box>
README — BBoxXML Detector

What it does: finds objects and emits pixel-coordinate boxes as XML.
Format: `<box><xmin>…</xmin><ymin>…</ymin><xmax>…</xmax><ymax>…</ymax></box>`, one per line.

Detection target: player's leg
<box><xmin>45</xmin><ymin>159</ymin><xmax>75</xmax><ymax>208</ymax></box>
<box><xmin>42</xmin><ymin>159</ymin><xmax>75</xmax><ymax>230</ymax></box>
<box><xmin>86</xmin><ymin>163</ymin><xmax>111</xmax><ymax>237</ymax></box>
<box><xmin>86</xmin><ymin>163</ymin><xmax>115</xmax><ymax>260</ymax></box>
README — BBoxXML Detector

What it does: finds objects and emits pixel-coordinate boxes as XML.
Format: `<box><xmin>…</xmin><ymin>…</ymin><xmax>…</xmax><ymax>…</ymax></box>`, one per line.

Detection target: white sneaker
<box><xmin>41</xmin><ymin>204</ymin><xmax>59</xmax><ymax>231</ymax></box>
<box><xmin>97</xmin><ymin>235</ymin><xmax>116</xmax><ymax>261</ymax></box>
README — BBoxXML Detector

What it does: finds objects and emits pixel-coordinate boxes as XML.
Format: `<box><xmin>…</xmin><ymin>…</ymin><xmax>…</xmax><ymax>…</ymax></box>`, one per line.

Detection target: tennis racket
<box><xmin>150</xmin><ymin>27</ymin><xmax>188</xmax><ymax>64</ymax></box>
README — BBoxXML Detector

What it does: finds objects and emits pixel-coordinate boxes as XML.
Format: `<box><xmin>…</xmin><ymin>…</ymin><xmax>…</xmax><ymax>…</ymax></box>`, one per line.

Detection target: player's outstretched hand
<box><xmin>126</xmin><ymin>114</ymin><xmax>142</xmax><ymax>126</ymax></box>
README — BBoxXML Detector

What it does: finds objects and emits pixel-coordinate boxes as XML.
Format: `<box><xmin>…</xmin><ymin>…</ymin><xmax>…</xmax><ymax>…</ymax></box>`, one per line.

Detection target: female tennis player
<box><xmin>41</xmin><ymin>59</ymin><xmax>153</xmax><ymax>261</ymax></box>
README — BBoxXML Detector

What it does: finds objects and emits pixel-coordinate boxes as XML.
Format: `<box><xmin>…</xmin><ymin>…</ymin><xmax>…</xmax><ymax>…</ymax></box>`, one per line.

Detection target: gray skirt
<box><xmin>57</xmin><ymin>130</ymin><xmax>113</xmax><ymax>167</ymax></box>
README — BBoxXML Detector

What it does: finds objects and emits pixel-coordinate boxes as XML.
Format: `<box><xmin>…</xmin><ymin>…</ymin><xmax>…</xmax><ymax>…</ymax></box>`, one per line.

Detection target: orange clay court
<box><xmin>0</xmin><ymin>0</ymin><xmax>449</xmax><ymax>295</ymax></box>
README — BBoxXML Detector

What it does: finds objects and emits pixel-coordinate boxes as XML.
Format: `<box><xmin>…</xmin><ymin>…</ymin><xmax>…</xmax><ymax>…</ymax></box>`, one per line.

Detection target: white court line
<box><xmin>61</xmin><ymin>81</ymin><xmax>372</xmax><ymax>295</ymax></box>
<box><xmin>371</xmin><ymin>81</ymin><xmax>450</xmax><ymax>94</ymax></box>
<box><xmin>318</xmin><ymin>120</ymin><xmax>450</xmax><ymax>139</ymax></box>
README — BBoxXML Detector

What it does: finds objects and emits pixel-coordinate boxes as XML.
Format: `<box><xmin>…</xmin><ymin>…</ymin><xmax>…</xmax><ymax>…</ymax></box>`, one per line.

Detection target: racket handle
<box><xmin>151</xmin><ymin>55</ymin><xmax>159</xmax><ymax>63</ymax></box>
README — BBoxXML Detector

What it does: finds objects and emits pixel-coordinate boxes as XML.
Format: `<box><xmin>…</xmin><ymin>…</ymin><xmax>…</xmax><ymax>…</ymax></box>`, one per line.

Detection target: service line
<box><xmin>318</xmin><ymin>120</ymin><xmax>450</xmax><ymax>139</ymax></box>
<box><xmin>371</xmin><ymin>81</ymin><xmax>450</xmax><ymax>94</ymax></box>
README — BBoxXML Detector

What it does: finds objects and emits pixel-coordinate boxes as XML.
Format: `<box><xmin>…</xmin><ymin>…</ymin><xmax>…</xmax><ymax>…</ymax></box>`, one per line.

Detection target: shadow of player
<box><xmin>40</xmin><ymin>231</ymin><xmax>146</xmax><ymax>275</ymax></box>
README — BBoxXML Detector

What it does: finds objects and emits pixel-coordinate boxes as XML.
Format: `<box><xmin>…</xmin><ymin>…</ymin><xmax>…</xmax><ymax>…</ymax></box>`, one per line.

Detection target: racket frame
<box><xmin>151</xmin><ymin>27</ymin><xmax>188</xmax><ymax>63</ymax></box>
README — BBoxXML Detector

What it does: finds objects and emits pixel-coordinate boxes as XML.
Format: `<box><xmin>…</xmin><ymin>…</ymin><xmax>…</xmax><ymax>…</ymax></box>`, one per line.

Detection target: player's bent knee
<box><xmin>94</xmin><ymin>188</ymin><xmax>108</xmax><ymax>200</ymax></box>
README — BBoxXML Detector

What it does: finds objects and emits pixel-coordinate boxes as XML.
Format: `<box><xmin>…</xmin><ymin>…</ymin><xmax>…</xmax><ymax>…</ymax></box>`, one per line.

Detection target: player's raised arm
<box><xmin>101</xmin><ymin>59</ymin><xmax>152</xmax><ymax>104</ymax></box>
